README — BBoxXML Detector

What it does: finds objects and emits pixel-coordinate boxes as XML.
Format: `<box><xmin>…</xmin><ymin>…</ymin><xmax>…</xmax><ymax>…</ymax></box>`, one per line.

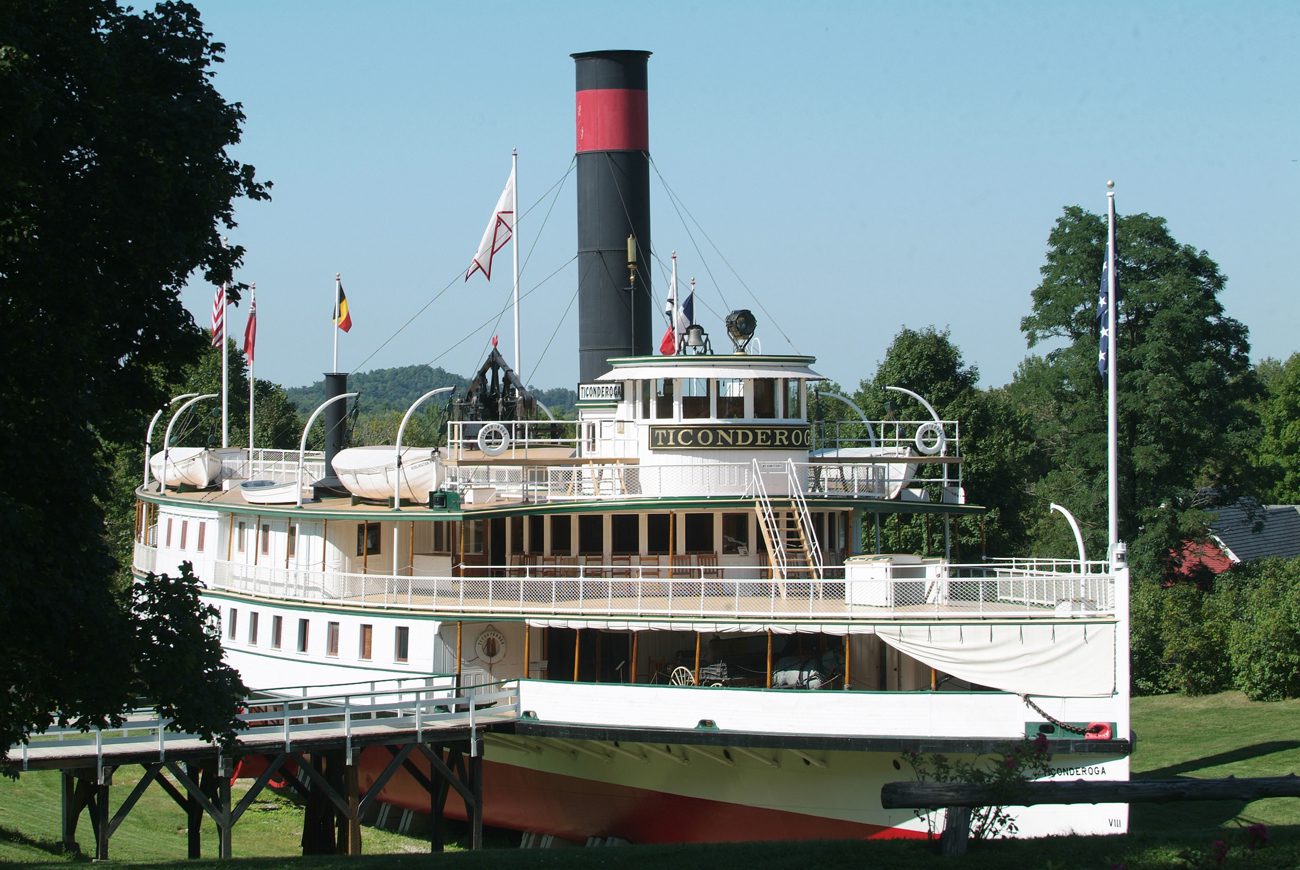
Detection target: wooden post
<box><xmin>844</xmin><ymin>635</ymin><xmax>851</xmax><ymax>690</ymax></box>
<box><xmin>186</xmin><ymin>762</ymin><xmax>203</xmax><ymax>859</ymax></box>
<box><xmin>470</xmin><ymin>745</ymin><xmax>484</xmax><ymax>850</ymax></box>
<box><xmin>765</xmin><ymin>630</ymin><xmax>773</xmax><ymax>689</ymax></box>
<box><xmin>254</xmin><ymin>513</ymin><xmax>262</xmax><ymax>566</ymax></box>
<box><xmin>226</xmin><ymin>514</ymin><xmax>234</xmax><ymax>560</ymax></box>
<box><xmin>59</xmin><ymin>771</ymin><xmax>77</xmax><ymax>854</ymax></box>
<box><xmin>523</xmin><ymin>623</ymin><xmax>531</xmax><ymax>679</ymax></box>
<box><xmin>409</xmin><ymin>521</ymin><xmax>415</xmax><ymax>576</ymax></box>
<box><xmin>940</xmin><ymin>807</ymin><xmax>971</xmax><ymax>857</ymax></box>
<box><xmin>322</xmin><ymin>519</ymin><xmax>329</xmax><ymax>571</ymax></box>
<box><xmin>573</xmin><ymin>629</ymin><xmax>581</xmax><ymax>682</ymax></box>
<box><xmin>455</xmin><ymin>622</ymin><xmax>462</xmax><ymax>687</ymax></box>
<box><xmin>541</xmin><ymin>629</ymin><xmax>548</xmax><ymax>680</ymax></box>
<box><xmin>94</xmin><ymin>769</ymin><xmax>111</xmax><ymax>861</ymax></box>
<box><xmin>217</xmin><ymin>757</ymin><xmax>232</xmax><ymax>860</ymax></box>
<box><xmin>693</xmin><ymin>632</ymin><xmax>702</xmax><ymax>685</ymax></box>
<box><xmin>346</xmin><ymin>751</ymin><xmax>361</xmax><ymax>856</ymax></box>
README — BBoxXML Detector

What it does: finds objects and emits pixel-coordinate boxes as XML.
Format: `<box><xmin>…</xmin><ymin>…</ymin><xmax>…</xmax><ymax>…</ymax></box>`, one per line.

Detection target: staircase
<box><xmin>750</xmin><ymin>460</ymin><xmax>824</xmax><ymax>593</ymax></box>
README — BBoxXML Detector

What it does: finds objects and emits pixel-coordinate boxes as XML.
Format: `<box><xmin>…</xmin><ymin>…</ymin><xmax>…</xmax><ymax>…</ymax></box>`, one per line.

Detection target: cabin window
<box><xmin>433</xmin><ymin>523</ymin><xmax>451</xmax><ymax>554</ymax></box>
<box><xmin>509</xmin><ymin>517</ymin><xmax>523</xmax><ymax>555</ymax></box>
<box><xmin>394</xmin><ymin>626</ymin><xmax>410</xmax><ymax>663</ymax></box>
<box><xmin>754</xmin><ymin>379</ymin><xmax>777</xmax><ymax>419</ymax></box>
<box><xmin>716</xmin><ymin>378</ymin><xmax>745</xmax><ymax>419</ymax></box>
<box><xmin>248</xmin><ymin>611</ymin><xmax>259</xmax><ymax>646</ymax></box>
<box><xmin>357</xmin><ymin>522</ymin><xmax>381</xmax><ymax>556</ymax></box>
<box><xmin>463</xmin><ymin>520</ymin><xmax>484</xmax><ymax>555</ymax></box>
<box><xmin>359</xmin><ymin>624</ymin><xmax>373</xmax><ymax>660</ymax></box>
<box><xmin>684</xmin><ymin>514</ymin><xmax>715</xmax><ymax>554</ymax></box>
<box><xmin>641</xmin><ymin>380</ymin><xmax>652</xmax><ymax>418</ymax></box>
<box><xmin>197</xmin><ymin>522</ymin><xmax>206</xmax><ymax>552</ymax></box>
<box><xmin>180</xmin><ymin>520</ymin><xmax>188</xmax><ymax>550</ymax></box>
<box><xmin>165</xmin><ymin>518</ymin><xmax>173</xmax><ymax>548</ymax></box>
<box><xmin>527</xmin><ymin>516</ymin><xmax>544</xmax><ymax>554</ymax></box>
<box><xmin>227</xmin><ymin>608</ymin><xmax>238</xmax><ymax>640</ymax></box>
<box><xmin>271</xmin><ymin>615</ymin><xmax>283</xmax><ymax>649</ymax></box>
<box><xmin>287</xmin><ymin>526</ymin><xmax>297</xmax><ymax>558</ymax></box>
<box><xmin>655</xmin><ymin>378</ymin><xmax>674</xmax><ymax>419</ymax></box>
<box><xmin>297</xmin><ymin>618</ymin><xmax>309</xmax><ymax>653</ymax></box>
<box><xmin>578</xmin><ymin>515</ymin><xmax>603</xmax><ymax>556</ymax></box>
<box><xmin>236</xmin><ymin>521</ymin><xmax>247</xmax><ymax>553</ymax></box>
<box><xmin>260</xmin><ymin>523</ymin><xmax>270</xmax><ymax>556</ymax></box>
<box><xmin>785</xmin><ymin>379</ymin><xmax>802</xmax><ymax>419</ymax></box>
<box><xmin>550</xmin><ymin>516</ymin><xmax>572</xmax><ymax>556</ymax></box>
<box><xmin>611</xmin><ymin>515</ymin><xmax>639</xmax><ymax>555</ymax></box>
<box><xmin>646</xmin><ymin>514</ymin><xmax>670</xmax><ymax>555</ymax></box>
<box><xmin>722</xmin><ymin>513</ymin><xmax>750</xmax><ymax>555</ymax></box>
<box><xmin>326</xmin><ymin>621</ymin><xmax>340</xmax><ymax>657</ymax></box>
<box><xmin>682</xmin><ymin>378</ymin><xmax>710</xmax><ymax>419</ymax></box>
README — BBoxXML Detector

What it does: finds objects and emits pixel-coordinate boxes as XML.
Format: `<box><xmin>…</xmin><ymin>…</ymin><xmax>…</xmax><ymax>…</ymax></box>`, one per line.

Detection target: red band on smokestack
<box><xmin>575</xmin><ymin>89</ymin><xmax>648</xmax><ymax>152</ymax></box>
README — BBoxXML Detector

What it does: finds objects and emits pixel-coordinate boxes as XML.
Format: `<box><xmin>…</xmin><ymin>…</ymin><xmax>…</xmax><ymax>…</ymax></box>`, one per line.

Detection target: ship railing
<box><xmin>196</xmin><ymin>552</ymin><xmax>1115</xmax><ymax>620</ymax></box>
<box><xmin>16</xmin><ymin>679</ymin><xmax>519</xmax><ymax>772</ymax></box>
<box><xmin>215</xmin><ymin>448</ymin><xmax>326</xmax><ymax>484</ymax></box>
<box><xmin>813</xmin><ymin>418</ymin><xmax>961</xmax><ymax>456</ymax></box>
<box><xmin>446</xmin><ymin>419</ymin><xmax>583</xmax><ymax>460</ymax></box>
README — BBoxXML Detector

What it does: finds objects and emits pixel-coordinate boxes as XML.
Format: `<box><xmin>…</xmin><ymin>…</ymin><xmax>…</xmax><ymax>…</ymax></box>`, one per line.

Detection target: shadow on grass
<box><xmin>0</xmin><ymin>823</ymin><xmax>79</xmax><ymax>860</ymax></box>
<box><xmin>1138</xmin><ymin>741</ymin><xmax>1300</xmax><ymax>779</ymax></box>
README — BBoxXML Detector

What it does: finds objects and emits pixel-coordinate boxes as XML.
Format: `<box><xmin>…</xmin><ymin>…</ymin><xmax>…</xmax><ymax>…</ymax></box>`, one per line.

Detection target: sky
<box><xmin>183</xmin><ymin>0</ymin><xmax>1300</xmax><ymax>395</ymax></box>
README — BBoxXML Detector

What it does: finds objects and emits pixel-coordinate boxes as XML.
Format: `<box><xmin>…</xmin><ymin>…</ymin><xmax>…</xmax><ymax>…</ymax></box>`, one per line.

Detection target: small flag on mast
<box><xmin>1097</xmin><ymin>217</ymin><xmax>1116</xmax><ymax>377</ymax></box>
<box><xmin>243</xmin><ymin>285</ymin><xmax>257</xmax><ymax>365</ymax></box>
<box><xmin>334</xmin><ymin>277</ymin><xmax>352</xmax><ymax>332</ymax></box>
<box><xmin>466</xmin><ymin>167</ymin><xmax>516</xmax><ymax>282</ymax></box>
<box><xmin>659</xmin><ymin>252</ymin><xmax>679</xmax><ymax>354</ymax></box>
<box><xmin>210</xmin><ymin>284</ymin><xmax>226</xmax><ymax>348</ymax></box>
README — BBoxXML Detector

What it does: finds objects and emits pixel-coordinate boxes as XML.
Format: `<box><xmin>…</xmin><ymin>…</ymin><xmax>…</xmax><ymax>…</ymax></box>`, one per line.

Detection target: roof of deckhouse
<box><xmin>597</xmin><ymin>354</ymin><xmax>824</xmax><ymax>382</ymax></box>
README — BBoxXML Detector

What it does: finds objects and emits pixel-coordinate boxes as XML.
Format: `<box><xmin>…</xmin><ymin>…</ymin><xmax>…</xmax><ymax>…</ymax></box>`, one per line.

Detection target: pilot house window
<box><xmin>682</xmin><ymin>378</ymin><xmax>710</xmax><ymax>419</ymax></box>
<box><xmin>716</xmin><ymin>379</ymin><xmax>745</xmax><ymax>418</ymax></box>
<box><xmin>754</xmin><ymin>379</ymin><xmax>777</xmax><ymax>419</ymax></box>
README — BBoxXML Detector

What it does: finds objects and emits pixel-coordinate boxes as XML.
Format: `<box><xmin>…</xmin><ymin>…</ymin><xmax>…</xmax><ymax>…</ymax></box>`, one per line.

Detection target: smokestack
<box><xmin>573</xmin><ymin>50</ymin><xmax>653</xmax><ymax>382</ymax></box>
<box><xmin>314</xmin><ymin>371</ymin><xmax>350</xmax><ymax>497</ymax></box>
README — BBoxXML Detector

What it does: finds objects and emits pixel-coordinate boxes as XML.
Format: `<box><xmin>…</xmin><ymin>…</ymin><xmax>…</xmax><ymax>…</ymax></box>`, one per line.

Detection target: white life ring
<box><xmin>914</xmin><ymin>421</ymin><xmax>946</xmax><ymax>456</ymax></box>
<box><xmin>476</xmin><ymin>422</ymin><xmax>511</xmax><ymax>456</ymax></box>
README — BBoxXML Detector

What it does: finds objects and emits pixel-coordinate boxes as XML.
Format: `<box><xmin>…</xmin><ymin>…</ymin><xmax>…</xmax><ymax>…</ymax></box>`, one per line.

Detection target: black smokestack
<box><xmin>573</xmin><ymin>50</ymin><xmax>653</xmax><ymax>382</ymax></box>
<box><xmin>314</xmin><ymin>371</ymin><xmax>350</xmax><ymax>497</ymax></box>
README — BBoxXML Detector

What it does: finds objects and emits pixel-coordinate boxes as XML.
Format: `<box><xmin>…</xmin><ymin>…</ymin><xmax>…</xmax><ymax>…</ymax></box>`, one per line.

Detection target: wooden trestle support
<box><xmin>56</xmin><ymin>737</ymin><xmax>485</xmax><ymax>860</ymax></box>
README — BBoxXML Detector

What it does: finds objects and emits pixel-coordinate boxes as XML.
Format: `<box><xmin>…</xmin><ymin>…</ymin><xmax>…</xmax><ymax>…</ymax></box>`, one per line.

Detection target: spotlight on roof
<box><xmin>725</xmin><ymin>310</ymin><xmax>757</xmax><ymax>354</ymax></box>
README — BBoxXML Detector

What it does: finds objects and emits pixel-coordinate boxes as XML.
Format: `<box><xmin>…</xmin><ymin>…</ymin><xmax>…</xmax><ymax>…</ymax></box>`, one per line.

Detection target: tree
<box><xmin>1012</xmin><ymin>207</ymin><xmax>1258</xmax><ymax>576</ymax></box>
<box><xmin>851</xmin><ymin>327</ymin><xmax>1041</xmax><ymax>559</ymax></box>
<box><xmin>0</xmin><ymin>1</ymin><xmax>267</xmax><ymax>756</ymax></box>
<box><xmin>1253</xmin><ymin>354</ymin><xmax>1300</xmax><ymax>504</ymax></box>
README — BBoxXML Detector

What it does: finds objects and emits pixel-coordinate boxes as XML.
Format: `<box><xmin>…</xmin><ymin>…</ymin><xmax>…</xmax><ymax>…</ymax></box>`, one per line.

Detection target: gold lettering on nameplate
<box><xmin>648</xmin><ymin>426</ymin><xmax>811</xmax><ymax>451</ymax></box>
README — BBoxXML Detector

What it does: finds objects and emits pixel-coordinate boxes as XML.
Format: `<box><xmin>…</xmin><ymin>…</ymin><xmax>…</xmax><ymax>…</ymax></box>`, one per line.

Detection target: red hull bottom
<box><xmin>353</xmin><ymin>748</ymin><xmax>923</xmax><ymax>844</ymax></box>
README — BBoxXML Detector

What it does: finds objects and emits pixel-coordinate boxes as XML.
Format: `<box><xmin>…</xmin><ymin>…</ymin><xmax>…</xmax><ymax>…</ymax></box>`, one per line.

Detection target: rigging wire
<box><xmin>648</xmin><ymin>154</ymin><xmax>803</xmax><ymax>354</ymax></box>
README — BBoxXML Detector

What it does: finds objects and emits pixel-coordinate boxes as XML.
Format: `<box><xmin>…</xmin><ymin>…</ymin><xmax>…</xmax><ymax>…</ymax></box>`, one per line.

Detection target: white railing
<box><xmin>184</xmin><ymin>550</ymin><xmax>1114</xmax><ymax>621</ymax></box>
<box><xmin>447</xmin><ymin>419</ymin><xmax>582</xmax><ymax>460</ymax></box>
<box><xmin>216</xmin><ymin>448</ymin><xmax>326</xmax><ymax>485</ymax></box>
<box><xmin>17</xmin><ymin>679</ymin><xmax>519</xmax><ymax>771</ymax></box>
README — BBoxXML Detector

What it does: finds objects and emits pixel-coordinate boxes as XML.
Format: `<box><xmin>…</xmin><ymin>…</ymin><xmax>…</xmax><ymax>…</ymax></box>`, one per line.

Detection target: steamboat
<box><xmin>132</xmin><ymin>50</ymin><xmax>1131</xmax><ymax>843</ymax></box>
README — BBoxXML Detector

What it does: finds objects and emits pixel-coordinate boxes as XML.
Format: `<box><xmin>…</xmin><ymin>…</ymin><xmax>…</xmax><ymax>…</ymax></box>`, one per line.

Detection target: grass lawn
<box><xmin>2</xmin><ymin>691</ymin><xmax>1296</xmax><ymax>867</ymax></box>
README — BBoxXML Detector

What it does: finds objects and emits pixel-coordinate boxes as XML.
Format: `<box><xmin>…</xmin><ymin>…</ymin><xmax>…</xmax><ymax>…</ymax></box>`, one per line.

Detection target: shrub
<box><xmin>1158</xmin><ymin>582</ymin><xmax>1233</xmax><ymax>695</ymax></box>
<box><xmin>1227</xmin><ymin>557</ymin><xmax>1300</xmax><ymax>700</ymax></box>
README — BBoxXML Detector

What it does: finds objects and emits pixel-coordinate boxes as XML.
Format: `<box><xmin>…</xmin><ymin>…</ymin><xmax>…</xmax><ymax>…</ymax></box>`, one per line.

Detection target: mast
<box><xmin>1106</xmin><ymin>182</ymin><xmax>1118</xmax><ymax>559</ymax></box>
<box><xmin>332</xmin><ymin>273</ymin><xmax>341</xmax><ymax>374</ymax></box>
<box><xmin>247</xmin><ymin>282</ymin><xmax>256</xmax><ymax>465</ymax></box>
<box><xmin>512</xmin><ymin>148</ymin><xmax>521</xmax><ymax>379</ymax></box>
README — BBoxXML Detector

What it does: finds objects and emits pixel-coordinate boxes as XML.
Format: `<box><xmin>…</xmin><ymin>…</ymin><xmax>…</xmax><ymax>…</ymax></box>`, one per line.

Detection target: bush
<box><xmin>1158</xmin><ymin>582</ymin><xmax>1233</xmax><ymax>695</ymax></box>
<box><xmin>1227</xmin><ymin>557</ymin><xmax>1300</xmax><ymax>701</ymax></box>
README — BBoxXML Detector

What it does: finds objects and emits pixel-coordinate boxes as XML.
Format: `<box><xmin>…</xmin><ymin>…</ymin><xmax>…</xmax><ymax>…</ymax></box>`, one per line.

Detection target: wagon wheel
<box><xmin>670</xmin><ymin>666</ymin><xmax>696</xmax><ymax>686</ymax></box>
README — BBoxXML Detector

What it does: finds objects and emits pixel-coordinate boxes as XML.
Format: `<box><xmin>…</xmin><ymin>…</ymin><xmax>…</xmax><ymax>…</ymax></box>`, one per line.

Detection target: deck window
<box><xmin>550</xmin><ymin>516</ymin><xmax>572</xmax><ymax>556</ymax></box>
<box><xmin>227</xmin><ymin>608</ymin><xmax>238</xmax><ymax>640</ymax></box>
<box><xmin>165</xmin><ymin>518</ymin><xmax>173</xmax><ymax>548</ymax></box>
<box><xmin>684</xmin><ymin>514</ymin><xmax>715</xmax><ymax>554</ymax></box>
<box><xmin>463</xmin><ymin>520</ymin><xmax>484</xmax><ymax>555</ymax></box>
<box><xmin>717</xmin><ymin>379</ymin><xmax>745</xmax><ymax>419</ymax></box>
<box><xmin>510</xmin><ymin>516</ymin><xmax>524</xmax><ymax>555</ymax></box>
<box><xmin>654</xmin><ymin>378</ymin><xmax>674</xmax><ymax>419</ymax></box>
<box><xmin>260</xmin><ymin>523</ymin><xmax>270</xmax><ymax>556</ymax></box>
<box><xmin>287</xmin><ymin>526</ymin><xmax>296</xmax><ymax>558</ymax></box>
<box><xmin>682</xmin><ymin>378</ymin><xmax>710</xmax><ymax>419</ymax></box>
<box><xmin>359</xmin><ymin>624</ymin><xmax>373</xmax><ymax>661</ymax></box>
<box><xmin>611</xmin><ymin>515</ymin><xmax>639</xmax><ymax>555</ymax></box>
<box><xmin>754</xmin><ymin>379</ymin><xmax>777</xmax><ymax>419</ymax></box>
<box><xmin>722</xmin><ymin>513</ymin><xmax>750</xmax><ymax>555</ymax></box>
<box><xmin>326</xmin><ymin>621</ymin><xmax>340</xmax><ymax>657</ymax></box>
<box><xmin>646</xmin><ymin>514</ymin><xmax>670</xmax><ymax>555</ymax></box>
<box><xmin>197</xmin><ymin>522</ymin><xmax>206</xmax><ymax>552</ymax></box>
<box><xmin>578</xmin><ymin>515</ymin><xmax>603</xmax><ymax>556</ymax></box>
<box><xmin>357</xmin><ymin>522</ymin><xmax>381</xmax><ymax>556</ymax></box>
<box><xmin>237</xmin><ymin>521</ymin><xmax>247</xmax><ymax>553</ymax></box>
<box><xmin>271</xmin><ymin>615</ymin><xmax>283</xmax><ymax>649</ymax></box>
<box><xmin>297</xmin><ymin>619</ymin><xmax>309</xmax><ymax>653</ymax></box>
<box><xmin>433</xmin><ymin>523</ymin><xmax>451</xmax><ymax>554</ymax></box>
<box><xmin>527</xmin><ymin>516</ymin><xmax>544</xmax><ymax>554</ymax></box>
<box><xmin>641</xmin><ymin>380</ymin><xmax>652</xmax><ymax>418</ymax></box>
<box><xmin>180</xmin><ymin>520</ymin><xmax>188</xmax><ymax>550</ymax></box>
<box><xmin>785</xmin><ymin>379</ymin><xmax>802</xmax><ymax>419</ymax></box>
<box><xmin>248</xmin><ymin>611</ymin><xmax>259</xmax><ymax>646</ymax></box>
<box><xmin>395</xmin><ymin>626</ymin><xmax>410</xmax><ymax>663</ymax></box>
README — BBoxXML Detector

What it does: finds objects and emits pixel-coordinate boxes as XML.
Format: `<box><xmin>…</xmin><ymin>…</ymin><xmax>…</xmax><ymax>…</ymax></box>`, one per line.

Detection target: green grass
<box><xmin>2</xmin><ymin>691</ymin><xmax>1297</xmax><ymax>866</ymax></box>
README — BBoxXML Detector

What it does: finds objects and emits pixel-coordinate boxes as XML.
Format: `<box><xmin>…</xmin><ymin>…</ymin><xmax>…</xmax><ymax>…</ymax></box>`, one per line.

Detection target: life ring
<box><xmin>476</xmin><ymin>422</ymin><xmax>511</xmax><ymax>456</ymax></box>
<box><xmin>914</xmin><ymin>421</ymin><xmax>946</xmax><ymax>456</ymax></box>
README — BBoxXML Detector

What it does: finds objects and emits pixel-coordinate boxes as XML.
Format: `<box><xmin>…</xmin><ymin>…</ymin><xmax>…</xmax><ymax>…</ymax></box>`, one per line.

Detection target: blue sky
<box><xmin>185</xmin><ymin>0</ymin><xmax>1300</xmax><ymax>394</ymax></box>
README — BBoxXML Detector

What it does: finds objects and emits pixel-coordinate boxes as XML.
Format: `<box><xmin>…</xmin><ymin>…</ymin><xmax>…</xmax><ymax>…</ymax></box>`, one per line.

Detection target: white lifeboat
<box><xmin>331</xmin><ymin>446</ymin><xmax>443</xmax><ymax>502</ymax></box>
<box><xmin>149</xmin><ymin>446</ymin><xmax>221</xmax><ymax>489</ymax></box>
<box><xmin>239</xmin><ymin>479</ymin><xmax>303</xmax><ymax>505</ymax></box>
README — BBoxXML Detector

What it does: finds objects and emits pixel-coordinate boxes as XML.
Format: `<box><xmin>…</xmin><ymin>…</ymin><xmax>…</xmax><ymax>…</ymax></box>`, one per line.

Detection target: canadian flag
<box><xmin>466</xmin><ymin>167</ymin><xmax>516</xmax><ymax>282</ymax></box>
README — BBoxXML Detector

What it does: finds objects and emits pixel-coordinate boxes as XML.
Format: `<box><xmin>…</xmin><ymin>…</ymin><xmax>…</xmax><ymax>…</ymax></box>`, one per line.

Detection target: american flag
<box><xmin>210</xmin><ymin>284</ymin><xmax>226</xmax><ymax>348</ymax></box>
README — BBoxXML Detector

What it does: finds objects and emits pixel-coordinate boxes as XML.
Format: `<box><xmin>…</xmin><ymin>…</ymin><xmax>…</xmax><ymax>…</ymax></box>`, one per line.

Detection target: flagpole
<box><xmin>1106</xmin><ymin>181</ymin><xmax>1119</xmax><ymax>560</ymax></box>
<box><xmin>511</xmin><ymin>149</ymin><xmax>521</xmax><ymax>378</ymax></box>
<box><xmin>333</xmin><ymin>273</ymin><xmax>341</xmax><ymax>373</ymax></box>
<box><xmin>221</xmin><ymin>281</ymin><xmax>229</xmax><ymax>449</ymax></box>
<box><xmin>248</xmin><ymin>283</ymin><xmax>256</xmax><ymax>466</ymax></box>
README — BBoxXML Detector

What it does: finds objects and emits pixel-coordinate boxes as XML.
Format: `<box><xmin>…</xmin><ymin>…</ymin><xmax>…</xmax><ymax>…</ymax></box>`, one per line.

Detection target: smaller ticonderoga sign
<box><xmin>578</xmin><ymin>382</ymin><xmax>624</xmax><ymax>402</ymax></box>
<box><xmin>649</xmin><ymin>425</ymin><xmax>811</xmax><ymax>450</ymax></box>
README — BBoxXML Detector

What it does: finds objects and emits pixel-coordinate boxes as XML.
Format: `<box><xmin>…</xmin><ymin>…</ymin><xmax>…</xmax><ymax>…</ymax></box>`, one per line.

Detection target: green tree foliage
<box><xmin>1253</xmin><ymin>354</ymin><xmax>1300</xmax><ymax>504</ymax></box>
<box><xmin>1224</xmin><ymin>557</ymin><xmax>1300</xmax><ymax>701</ymax></box>
<box><xmin>1013</xmin><ymin>207</ymin><xmax>1258</xmax><ymax>577</ymax></box>
<box><xmin>849</xmin><ymin>328</ymin><xmax>1041</xmax><ymax>558</ymax></box>
<box><xmin>0</xmin><ymin>0</ymin><xmax>266</xmax><ymax>754</ymax></box>
<box><xmin>178</xmin><ymin>341</ymin><xmax>304</xmax><ymax>450</ymax></box>
<box><xmin>284</xmin><ymin>365</ymin><xmax>468</xmax><ymax>418</ymax></box>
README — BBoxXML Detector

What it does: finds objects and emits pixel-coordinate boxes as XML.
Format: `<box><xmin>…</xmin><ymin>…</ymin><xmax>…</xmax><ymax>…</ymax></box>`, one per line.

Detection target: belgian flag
<box><xmin>334</xmin><ymin>278</ymin><xmax>352</xmax><ymax>332</ymax></box>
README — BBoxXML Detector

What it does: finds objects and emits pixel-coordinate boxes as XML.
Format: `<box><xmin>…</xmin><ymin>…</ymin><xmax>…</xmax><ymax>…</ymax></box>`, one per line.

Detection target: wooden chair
<box><xmin>670</xmin><ymin>553</ymin><xmax>695</xmax><ymax>580</ymax></box>
<box><xmin>697</xmin><ymin>552</ymin><xmax>721</xmax><ymax>597</ymax></box>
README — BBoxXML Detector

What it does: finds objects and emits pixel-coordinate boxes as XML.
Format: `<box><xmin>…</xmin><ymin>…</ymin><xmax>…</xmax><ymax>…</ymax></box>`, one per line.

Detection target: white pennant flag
<box><xmin>466</xmin><ymin>167</ymin><xmax>516</xmax><ymax>281</ymax></box>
